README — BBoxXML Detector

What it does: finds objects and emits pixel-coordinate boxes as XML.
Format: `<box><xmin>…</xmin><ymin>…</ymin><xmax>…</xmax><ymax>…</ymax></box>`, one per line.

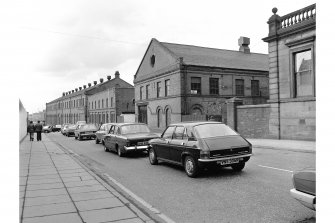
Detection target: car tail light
<box><xmin>200</xmin><ymin>150</ymin><xmax>210</xmax><ymax>159</ymax></box>
<box><xmin>126</xmin><ymin>141</ymin><xmax>130</xmax><ymax>147</ymax></box>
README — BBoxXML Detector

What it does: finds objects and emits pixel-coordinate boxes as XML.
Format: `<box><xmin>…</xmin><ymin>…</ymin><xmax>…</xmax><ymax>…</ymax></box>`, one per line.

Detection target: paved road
<box><xmin>47</xmin><ymin>132</ymin><xmax>316</xmax><ymax>223</ymax></box>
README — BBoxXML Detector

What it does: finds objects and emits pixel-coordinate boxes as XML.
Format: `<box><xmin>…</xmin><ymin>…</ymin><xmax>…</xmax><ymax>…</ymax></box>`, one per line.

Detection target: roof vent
<box><xmin>115</xmin><ymin>71</ymin><xmax>120</xmax><ymax>78</ymax></box>
<box><xmin>238</xmin><ymin>37</ymin><xmax>250</xmax><ymax>53</ymax></box>
<box><xmin>100</xmin><ymin>78</ymin><xmax>103</xmax><ymax>83</ymax></box>
<box><xmin>107</xmin><ymin>75</ymin><xmax>111</xmax><ymax>80</ymax></box>
<box><xmin>94</xmin><ymin>81</ymin><xmax>97</xmax><ymax>85</ymax></box>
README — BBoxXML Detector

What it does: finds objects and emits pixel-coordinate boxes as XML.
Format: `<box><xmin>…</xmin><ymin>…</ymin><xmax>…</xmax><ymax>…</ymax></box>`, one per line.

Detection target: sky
<box><xmin>2</xmin><ymin>0</ymin><xmax>317</xmax><ymax>114</ymax></box>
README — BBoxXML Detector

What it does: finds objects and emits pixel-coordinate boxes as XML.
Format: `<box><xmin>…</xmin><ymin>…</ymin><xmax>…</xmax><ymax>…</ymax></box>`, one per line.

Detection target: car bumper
<box><xmin>123</xmin><ymin>145</ymin><xmax>149</xmax><ymax>152</ymax></box>
<box><xmin>290</xmin><ymin>188</ymin><xmax>316</xmax><ymax>210</ymax></box>
<box><xmin>198</xmin><ymin>154</ymin><xmax>252</xmax><ymax>163</ymax></box>
<box><xmin>80</xmin><ymin>134</ymin><xmax>96</xmax><ymax>138</ymax></box>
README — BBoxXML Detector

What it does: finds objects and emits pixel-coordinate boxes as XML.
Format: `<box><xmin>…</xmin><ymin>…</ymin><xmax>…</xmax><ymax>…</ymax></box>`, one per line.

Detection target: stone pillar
<box><xmin>226</xmin><ymin>97</ymin><xmax>243</xmax><ymax>131</ymax></box>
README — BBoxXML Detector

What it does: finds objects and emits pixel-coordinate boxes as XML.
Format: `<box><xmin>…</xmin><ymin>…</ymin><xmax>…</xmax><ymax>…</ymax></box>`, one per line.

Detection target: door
<box><xmin>169</xmin><ymin>126</ymin><xmax>186</xmax><ymax>163</ymax></box>
<box><xmin>138</xmin><ymin>105</ymin><xmax>147</xmax><ymax>124</ymax></box>
<box><xmin>154</xmin><ymin>126</ymin><xmax>175</xmax><ymax>159</ymax></box>
<box><xmin>104</xmin><ymin>125</ymin><xmax>115</xmax><ymax>150</ymax></box>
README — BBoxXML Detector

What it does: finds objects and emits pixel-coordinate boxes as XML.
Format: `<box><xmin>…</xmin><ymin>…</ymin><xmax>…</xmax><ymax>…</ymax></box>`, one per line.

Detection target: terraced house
<box><xmin>134</xmin><ymin>38</ymin><xmax>269</xmax><ymax>131</ymax></box>
<box><xmin>45</xmin><ymin>72</ymin><xmax>134</xmax><ymax>125</ymax></box>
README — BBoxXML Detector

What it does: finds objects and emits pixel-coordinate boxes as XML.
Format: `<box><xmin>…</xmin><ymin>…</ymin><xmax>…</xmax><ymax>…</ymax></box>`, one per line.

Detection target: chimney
<box><xmin>72</xmin><ymin>90</ymin><xmax>74</xmax><ymax>93</ymax></box>
<box><xmin>65</xmin><ymin>92</ymin><xmax>68</xmax><ymax>95</ymax></box>
<box><xmin>75</xmin><ymin>88</ymin><xmax>78</xmax><ymax>92</ymax></box>
<box><xmin>107</xmin><ymin>75</ymin><xmax>111</xmax><ymax>80</ymax></box>
<box><xmin>115</xmin><ymin>71</ymin><xmax>120</xmax><ymax>78</ymax></box>
<box><xmin>88</xmin><ymin>83</ymin><xmax>91</xmax><ymax>87</ymax></box>
<box><xmin>238</xmin><ymin>37</ymin><xmax>250</xmax><ymax>53</ymax></box>
<box><xmin>68</xmin><ymin>91</ymin><xmax>71</xmax><ymax>94</ymax></box>
<box><xmin>94</xmin><ymin>81</ymin><xmax>97</xmax><ymax>85</ymax></box>
<box><xmin>79</xmin><ymin>87</ymin><xmax>82</xmax><ymax>90</ymax></box>
<box><xmin>100</xmin><ymin>78</ymin><xmax>103</xmax><ymax>83</ymax></box>
<box><xmin>62</xmin><ymin>92</ymin><xmax>65</xmax><ymax>96</ymax></box>
<box><xmin>83</xmin><ymin>85</ymin><xmax>86</xmax><ymax>89</ymax></box>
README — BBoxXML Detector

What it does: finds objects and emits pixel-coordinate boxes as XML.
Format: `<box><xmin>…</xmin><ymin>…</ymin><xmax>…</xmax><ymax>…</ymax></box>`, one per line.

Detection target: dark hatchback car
<box><xmin>103</xmin><ymin>123</ymin><xmax>159</xmax><ymax>156</ymax></box>
<box><xmin>148</xmin><ymin>121</ymin><xmax>252</xmax><ymax>177</ymax></box>
<box><xmin>74</xmin><ymin>124</ymin><xmax>98</xmax><ymax>141</ymax></box>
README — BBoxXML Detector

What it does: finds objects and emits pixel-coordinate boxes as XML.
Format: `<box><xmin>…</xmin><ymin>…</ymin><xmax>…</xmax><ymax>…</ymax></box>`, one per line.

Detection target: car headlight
<box><xmin>200</xmin><ymin>150</ymin><xmax>210</xmax><ymax>159</ymax></box>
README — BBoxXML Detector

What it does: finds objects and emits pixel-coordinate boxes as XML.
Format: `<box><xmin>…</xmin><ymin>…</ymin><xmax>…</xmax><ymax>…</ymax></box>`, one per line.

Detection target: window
<box><xmin>106</xmin><ymin>99</ymin><xmax>108</xmax><ymax>108</ymax></box>
<box><xmin>102</xmin><ymin>99</ymin><xmax>104</xmax><ymax>108</ymax></box>
<box><xmin>140</xmin><ymin>86</ymin><xmax>143</xmax><ymax>100</ymax></box>
<box><xmin>95</xmin><ymin>101</ymin><xmax>96</xmax><ymax>109</ymax></box>
<box><xmin>251</xmin><ymin>80</ymin><xmax>260</xmax><ymax>96</ymax></box>
<box><xmin>146</xmin><ymin>85</ymin><xmax>149</xmax><ymax>99</ymax></box>
<box><xmin>235</xmin><ymin>79</ymin><xmax>244</xmax><ymax>96</ymax></box>
<box><xmin>191</xmin><ymin>77</ymin><xmax>201</xmax><ymax>95</ymax></box>
<box><xmin>294</xmin><ymin>50</ymin><xmax>313</xmax><ymax>97</ymax></box>
<box><xmin>150</xmin><ymin>55</ymin><xmax>155</xmax><ymax>67</ymax></box>
<box><xmin>157</xmin><ymin>82</ymin><xmax>162</xmax><ymax>98</ymax></box>
<box><xmin>173</xmin><ymin>126</ymin><xmax>185</xmax><ymax>139</ymax></box>
<box><xmin>209</xmin><ymin>78</ymin><xmax>219</xmax><ymax>95</ymax></box>
<box><xmin>162</xmin><ymin>126</ymin><xmax>175</xmax><ymax>139</ymax></box>
<box><xmin>98</xmin><ymin>100</ymin><xmax>100</xmax><ymax>109</ymax></box>
<box><xmin>157</xmin><ymin>109</ymin><xmax>162</xmax><ymax>128</ymax></box>
<box><xmin>111</xmin><ymin>97</ymin><xmax>113</xmax><ymax>107</ymax></box>
<box><xmin>165</xmin><ymin>80</ymin><xmax>170</xmax><ymax>96</ymax></box>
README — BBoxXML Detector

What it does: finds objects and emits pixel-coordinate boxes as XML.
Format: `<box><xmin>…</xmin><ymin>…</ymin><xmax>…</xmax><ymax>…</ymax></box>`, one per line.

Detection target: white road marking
<box><xmin>258</xmin><ymin>165</ymin><xmax>293</xmax><ymax>173</ymax></box>
<box><xmin>104</xmin><ymin>173</ymin><xmax>176</xmax><ymax>223</ymax></box>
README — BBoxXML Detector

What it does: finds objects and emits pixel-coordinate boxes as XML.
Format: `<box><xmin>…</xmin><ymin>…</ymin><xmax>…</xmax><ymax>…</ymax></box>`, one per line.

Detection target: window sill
<box><xmin>268</xmin><ymin>96</ymin><xmax>315</xmax><ymax>103</ymax></box>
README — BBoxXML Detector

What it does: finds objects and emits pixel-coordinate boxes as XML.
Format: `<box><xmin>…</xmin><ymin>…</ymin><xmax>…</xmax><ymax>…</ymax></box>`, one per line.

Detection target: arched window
<box><xmin>165</xmin><ymin>108</ymin><xmax>171</xmax><ymax>127</ymax></box>
<box><xmin>157</xmin><ymin>108</ymin><xmax>162</xmax><ymax>128</ymax></box>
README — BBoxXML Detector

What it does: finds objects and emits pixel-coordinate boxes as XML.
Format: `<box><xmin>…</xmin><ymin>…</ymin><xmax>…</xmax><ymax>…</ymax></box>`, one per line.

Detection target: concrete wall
<box><xmin>19</xmin><ymin>100</ymin><xmax>28</xmax><ymax>142</ymax></box>
<box><xmin>236</xmin><ymin>104</ymin><xmax>270</xmax><ymax>138</ymax></box>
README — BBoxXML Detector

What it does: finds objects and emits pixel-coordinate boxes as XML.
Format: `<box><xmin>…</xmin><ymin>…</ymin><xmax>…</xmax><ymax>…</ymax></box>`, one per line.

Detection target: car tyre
<box><xmin>184</xmin><ymin>156</ymin><xmax>199</xmax><ymax>178</ymax></box>
<box><xmin>78</xmin><ymin>135</ymin><xmax>82</xmax><ymax>141</ymax></box>
<box><xmin>231</xmin><ymin>162</ymin><xmax>245</xmax><ymax>171</ymax></box>
<box><xmin>117</xmin><ymin>145</ymin><xmax>124</xmax><ymax>157</ymax></box>
<box><xmin>104</xmin><ymin>145</ymin><xmax>109</xmax><ymax>152</ymax></box>
<box><xmin>95</xmin><ymin>138</ymin><xmax>99</xmax><ymax>144</ymax></box>
<box><xmin>148</xmin><ymin>148</ymin><xmax>158</xmax><ymax>165</ymax></box>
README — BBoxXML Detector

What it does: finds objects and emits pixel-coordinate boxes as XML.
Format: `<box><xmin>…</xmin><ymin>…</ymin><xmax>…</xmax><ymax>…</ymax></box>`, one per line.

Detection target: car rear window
<box><xmin>121</xmin><ymin>125</ymin><xmax>150</xmax><ymax>134</ymax></box>
<box><xmin>80</xmin><ymin>124</ymin><xmax>97</xmax><ymax>130</ymax></box>
<box><xmin>194</xmin><ymin>123</ymin><xmax>238</xmax><ymax>138</ymax></box>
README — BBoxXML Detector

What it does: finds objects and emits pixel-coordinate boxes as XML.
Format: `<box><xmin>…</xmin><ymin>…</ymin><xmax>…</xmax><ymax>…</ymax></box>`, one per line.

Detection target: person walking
<box><xmin>35</xmin><ymin>120</ymin><xmax>43</xmax><ymax>141</ymax></box>
<box><xmin>27</xmin><ymin>121</ymin><xmax>35</xmax><ymax>141</ymax></box>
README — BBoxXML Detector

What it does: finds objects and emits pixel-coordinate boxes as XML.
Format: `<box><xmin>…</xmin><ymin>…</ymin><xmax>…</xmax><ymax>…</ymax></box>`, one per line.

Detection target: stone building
<box><xmin>134</xmin><ymin>38</ymin><xmax>269</xmax><ymax>131</ymax></box>
<box><xmin>86</xmin><ymin>71</ymin><xmax>135</xmax><ymax>124</ymax></box>
<box><xmin>45</xmin><ymin>71</ymin><xmax>134</xmax><ymax>125</ymax></box>
<box><xmin>262</xmin><ymin>4</ymin><xmax>316</xmax><ymax>140</ymax></box>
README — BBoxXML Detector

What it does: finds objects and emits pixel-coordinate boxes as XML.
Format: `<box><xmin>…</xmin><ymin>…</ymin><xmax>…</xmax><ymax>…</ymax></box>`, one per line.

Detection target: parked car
<box><xmin>42</xmin><ymin>125</ymin><xmax>53</xmax><ymax>133</ymax></box>
<box><xmin>64</xmin><ymin>124</ymin><xmax>76</xmax><ymax>137</ymax></box>
<box><xmin>290</xmin><ymin>168</ymin><xmax>316</xmax><ymax>210</ymax></box>
<box><xmin>76</xmin><ymin>121</ymin><xmax>86</xmax><ymax>126</ymax></box>
<box><xmin>52</xmin><ymin>125</ymin><xmax>62</xmax><ymax>132</ymax></box>
<box><xmin>148</xmin><ymin>121</ymin><xmax>252</xmax><ymax>177</ymax></box>
<box><xmin>61</xmin><ymin>124</ymin><xmax>70</xmax><ymax>135</ymax></box>
<box><xmin>74</xmin><ymin>123</ymin><xmax>98</xmax><ymax>141</ymax></box>
<box><xmin>103</xmin><ymin>123</ymin><xmax>160</xmax><ymax>156</ymax></box>
<box><xmin>95</xmin><ymin>123</ymin><xmax>115</xmax><ymax>144</ymax></box>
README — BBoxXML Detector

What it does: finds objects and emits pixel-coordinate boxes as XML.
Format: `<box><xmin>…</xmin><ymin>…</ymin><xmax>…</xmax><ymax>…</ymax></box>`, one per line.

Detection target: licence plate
<box><xmin>137</xmin><ymin>141</ymin><xmax>148</xmax><ymax>146</ymax></box>
<box><xmin>217</xmin><ymin>158</ymin><xmax>240</xmax><ymax>165</ymax></box>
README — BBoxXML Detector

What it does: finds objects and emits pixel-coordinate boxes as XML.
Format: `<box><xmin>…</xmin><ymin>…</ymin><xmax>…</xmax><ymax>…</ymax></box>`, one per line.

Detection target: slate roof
<box><xmin>161</xmin><ymin>42</ymin><xmax>269</xmax><ymax>71</ymax></box>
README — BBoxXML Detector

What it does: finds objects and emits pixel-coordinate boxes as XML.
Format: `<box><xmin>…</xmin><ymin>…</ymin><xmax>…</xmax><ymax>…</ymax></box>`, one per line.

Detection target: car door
<box><xmin>154</xmin><ymin>126</ymin><xmax>175</xmax><ymax>160</ymax></box>
<box><xmin>104</xmin><ymin>125</ymin><xmax>115</xmax><ymax>150</ymax></box>
<box><xmin>97</xmin><ymin>124</ymin><xmax>105</xmax><ymax>140</ymax></box>
<box><xmin>169</xmin><ymin>126</ymin><xmax>187</xmax><ymax>163</ymax></box>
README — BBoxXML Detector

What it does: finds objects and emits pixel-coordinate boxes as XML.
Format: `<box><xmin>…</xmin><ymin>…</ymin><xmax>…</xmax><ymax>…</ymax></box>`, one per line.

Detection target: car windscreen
<box><xmin>121</xmin><ymin>125</ymin><xmax>150</xmax><ymax>134</ymax></box>
<box><xmin>194</xmin><ymin>123</ymin><xmax>238</xmax><ymax>138</ymax></box>
<box><xmin>80</xmin><ymin>124</ymin><xmax>97</xmax><ymax>130</ymax></box>
<box><xmin>68</xmin><ymin>125</ymin><xmax>76</xmax><ymax>129</ymax></box>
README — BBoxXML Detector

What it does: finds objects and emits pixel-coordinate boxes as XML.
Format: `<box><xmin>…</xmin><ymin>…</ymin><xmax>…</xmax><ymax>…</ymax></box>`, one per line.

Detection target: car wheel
<box><xmin>184</xmin><ymin>156</ymin><xmax>199</xmax><ymax>178</ymax></box>
<box><xmin>104</xmin><ymin>145</ymin><xmax>109</xmax><ymax>152</ymax></box>
<box><xmin>116</xmin><ymin>145</ymin><xmax>124</xmax><ymax>157</ymax></box>
<box><xmin>78</xmin><ymin>135</ymin><xmax>82</xmax><ymax>141</ymax></box>
<box><xmin>231</xmin><ymin>162</ymin><xmax>245</xmax><ymax>171</ymax></box>
<box><xmin>95</xmin><ymin>138</ymin><xmax>99</xmax><ymax>144</ymax></box>
<box><xmin>148</xmin><ymin>148</ymin><xmax>158</xmax><ymax>165</ymax></box>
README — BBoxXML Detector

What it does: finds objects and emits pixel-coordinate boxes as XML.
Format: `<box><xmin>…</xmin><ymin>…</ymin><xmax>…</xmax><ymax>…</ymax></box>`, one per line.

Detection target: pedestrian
<box><xmin>27</xmin><ymin>121</ymin><xmax>35</xmax><ymax>141</ymax></box>
<box><xmin>35</xmin><ymin>120</ymin><xmax>43</xmax><ymax>141</ymax></box>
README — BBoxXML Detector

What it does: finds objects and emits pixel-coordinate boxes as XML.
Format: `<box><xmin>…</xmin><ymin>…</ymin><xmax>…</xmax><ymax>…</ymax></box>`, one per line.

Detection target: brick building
<box><xmin>134</xmin><ymin>38</ymin><xmax>269</xmax><ymax>131</ymax></box>
<box><xmin>262</xmin><ymin>4</ymin><xmax>316</xmax><ymax>140</ymax></box>
<box><xmin>46</xmin><ymin>72</ymin><xmax>134</xmax><ymax>126</ymax></box>
<box><xmin>86</xmin><ymin>71</ymin><xmax>135</xmax><ymax>124</ymax></box>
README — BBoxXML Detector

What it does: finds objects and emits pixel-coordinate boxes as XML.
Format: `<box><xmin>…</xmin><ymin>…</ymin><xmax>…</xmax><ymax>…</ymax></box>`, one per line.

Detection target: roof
<box><xmin>161</xmin><ymin>42</ymin><xmax>268</xmax><ymax>71</ymax></box>
<box><xmin>170</xmin><ymin>121</ymin><xmax>223</xmax><ymax>127</ymax></box>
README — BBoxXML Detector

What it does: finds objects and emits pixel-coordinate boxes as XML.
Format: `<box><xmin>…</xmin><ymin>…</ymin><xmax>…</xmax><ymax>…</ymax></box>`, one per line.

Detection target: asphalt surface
<box><xmin>47</xmin><ymin>132</ymin><xmax>316</xmax><ymax>223</ymax></box>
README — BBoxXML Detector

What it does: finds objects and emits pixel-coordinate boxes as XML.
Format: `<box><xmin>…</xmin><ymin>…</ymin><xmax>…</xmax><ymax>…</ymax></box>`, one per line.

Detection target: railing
<box><xmin>280</xmin><ymin>4</ymin><xmax>316</xmax><ymax>29</ymax></box>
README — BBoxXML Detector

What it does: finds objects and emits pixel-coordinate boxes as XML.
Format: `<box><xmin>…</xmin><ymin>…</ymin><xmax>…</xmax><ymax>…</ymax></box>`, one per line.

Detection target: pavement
<box><xmin>19</xmin><ymin>134</ymin><xmax>315</xmax><ymax>223</ymax></box>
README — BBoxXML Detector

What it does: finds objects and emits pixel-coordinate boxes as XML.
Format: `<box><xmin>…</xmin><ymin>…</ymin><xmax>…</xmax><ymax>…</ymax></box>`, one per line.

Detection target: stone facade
<box><xmin>263</xmin><ymin>4</ymin><xmax>316</xmax><ymax>140</ymax></box>
<box><xmin>134</xmin><ymin>38</ymin><xmax>269</xmax><ymax>131</ymax></box>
